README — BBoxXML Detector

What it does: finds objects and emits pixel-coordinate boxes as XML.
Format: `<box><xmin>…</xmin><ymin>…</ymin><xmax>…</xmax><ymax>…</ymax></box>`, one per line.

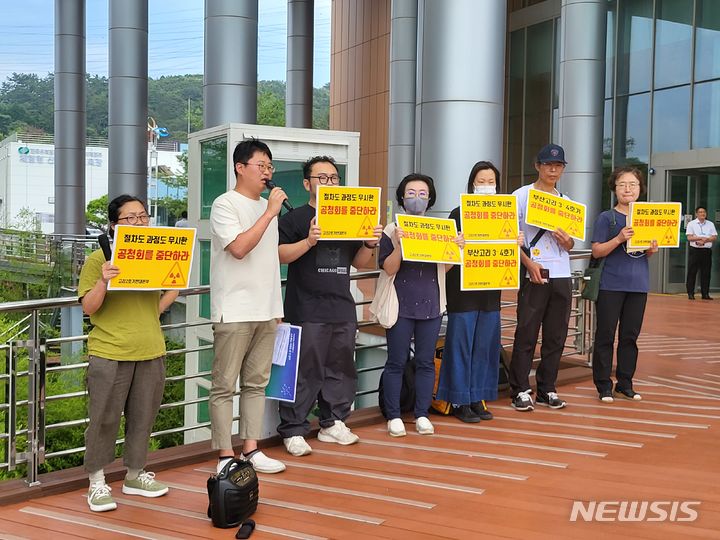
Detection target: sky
<box><xmin>0</xmin><ymin>0</ymin><xmax>331</xmax><ymax>86</ymax></box>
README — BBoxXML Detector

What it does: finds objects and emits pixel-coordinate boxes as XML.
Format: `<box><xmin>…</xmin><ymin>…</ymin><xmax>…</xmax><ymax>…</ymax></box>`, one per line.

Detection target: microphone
<box><xmin>98</xmin><ymin>233</ymin><xmax>112</xmax><ymax>261</ymax></box>
<box><xmin>264</xmin><ymin>179</ymin><xmax>293</xmax><ymax>212</ymax></box>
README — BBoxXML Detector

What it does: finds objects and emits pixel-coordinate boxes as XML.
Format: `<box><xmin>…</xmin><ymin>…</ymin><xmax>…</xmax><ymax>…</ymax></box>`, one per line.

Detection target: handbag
<box><xmin>207</xmin><ymin>458</ymin><xmax>259</xmax><ymax>529</ymax></box>
<box><xmin>581</xmin><ymin>210</ymin><xmax>617</xmax><ymax>302</ymax></box>
<box><xmin>369</xmin><ymin>223</ymin><xmax>399</xmax><ymax>329</ymax></box>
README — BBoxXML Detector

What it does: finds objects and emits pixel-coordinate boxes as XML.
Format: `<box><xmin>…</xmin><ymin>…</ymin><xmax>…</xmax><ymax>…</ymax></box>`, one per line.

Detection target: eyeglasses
<box><xmin>118</xmin><ymin>214</ymin><xmax>150</xmax><ymax>224</ymax></box>
<box><xmin>404</xmin><ymin>190</ymin><xmax>429</xmax><ymax>200</ymax></box>
<box><xmin>616</xmin><ymin>182</ymin><xmax>640</xmax><ymax>190</ymax></box>
<box><xmin>243</xmin><ymin>161</ymin><xmax>275</xmax><ymax>173</ymax></box>
<box><xmin>309</xmin><ymin>173</ymin><xmax>341</xmax><ymax>185</ymax></box>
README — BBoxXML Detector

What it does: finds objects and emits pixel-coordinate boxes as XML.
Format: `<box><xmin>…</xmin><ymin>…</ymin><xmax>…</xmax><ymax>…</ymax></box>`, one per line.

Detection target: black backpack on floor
<box><xmin>207</xmin><ymin>458</ymin><xmax>259</xmax><ymax>528</ymax></box>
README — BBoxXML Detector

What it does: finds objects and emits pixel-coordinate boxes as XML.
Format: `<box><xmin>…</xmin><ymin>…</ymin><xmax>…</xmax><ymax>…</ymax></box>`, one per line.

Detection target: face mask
<box><xmin>403</xmin><ymin>197</ymin><xmax>429</xmax><ymax>215</ymax></box>
<box><xmin>474</xmin><ymin>185</ymin><xmax>496</xmax><ymax>195</ymax></box>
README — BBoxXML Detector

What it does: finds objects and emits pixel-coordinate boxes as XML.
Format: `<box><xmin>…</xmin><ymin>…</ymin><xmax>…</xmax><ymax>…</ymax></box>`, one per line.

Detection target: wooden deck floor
<box><xmin>1</xmin><ymin>294</ymin><xmax>719</xmax><ymax>539</ymax></box>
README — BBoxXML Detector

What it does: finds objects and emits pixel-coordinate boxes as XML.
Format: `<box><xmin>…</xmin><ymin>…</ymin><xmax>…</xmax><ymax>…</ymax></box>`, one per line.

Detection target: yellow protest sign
<box><xmin>525</xmin><ymin>189</ymin><xmax>586</xmax><ymax>241</ymax></box>
<box><xmin>108</xmin><ymin>225</ymin><xmax>196</xmax><ymax>290</ymax></box>
<box><xmin>627</xmin><ymin>202</ymin><xmax>682</xmax><ymax>249</ymax></box>
<box><xmin>461</xmin><ymin>243</ymin><xmax>520</xmax><ymax>290</ymax></box>
<box><xmin>316</xmin><ymin>186</ymin><xmax>381</xmax><ymax>240</ymax></box>
<box><xmin>460</xmin><ymin>194</ymin><xmax>518</xmax><ymax>241</ymax></box>
<box><xmin>396</xmin><ymin>214</ymin><xmax>461</xmax><ymax>264</ymax></box>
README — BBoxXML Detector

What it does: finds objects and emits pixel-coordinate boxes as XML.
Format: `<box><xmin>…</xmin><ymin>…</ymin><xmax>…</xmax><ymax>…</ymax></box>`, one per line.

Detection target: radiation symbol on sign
<box><xmin>566</xmin><ymin>223</ymin><xmax>578</xmax><ymax>237</ymax></box>
<box><xmin>499</xmin><ymin>220</ymin><xmax>515</xmax><ymax>239</ymax></box>
<box><xmin>161</xmin><ymin>262</ymin><xmax>186</xmax><ymax>287</ymax></box>
<box><xmin>356</xmin><ymin>216</ymin><xmax>374</xmax><ymax>238</ymax></box>
<box><xmin>661</xmin><ymin>227</ymin><xmax>675</xmax><ymax>245</ymax></box>
<box><xmin>500</xmin><ymin>268</ymin><xmax>518</xmax><ymax>288</ymax></box>
<box><xmin>442</xmin><ymin>242</ymin><xmax>459</xmax><ymax>261</ymax></box>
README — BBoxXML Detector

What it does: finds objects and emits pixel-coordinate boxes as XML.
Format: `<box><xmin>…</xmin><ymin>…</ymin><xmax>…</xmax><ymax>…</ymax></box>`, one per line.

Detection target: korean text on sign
<box><xmin>108</xmin><ymin>225</ymin><xmax>196</xmax><ymax>290</ymax></box>
<box><xmin>460</xmin><ymin>194</ymin><xmax>519</xmax><ymax>241</ymax></box>
<box><xmin>627</xmin><ymin>202</ymin><xmax>682</xmax><ymax>249</ymax></box>
<box><xmin>461</xmin><ymin>242</ymin><xmax>520</xmax><ymax>291</ymax></box>
<box><xmin>396</xmin><ymin>214</ymin><xmax>461</xmax><ymax>265</ymax></box>
<box><xmin>316</xmin><ymin>186</ymin><xmax>382</xmax><ymax>240</ymax></box>
<box><xmin>525</xmin><ymin>189</ymin><xmax>586</xmax><ymax>241</ymax></box>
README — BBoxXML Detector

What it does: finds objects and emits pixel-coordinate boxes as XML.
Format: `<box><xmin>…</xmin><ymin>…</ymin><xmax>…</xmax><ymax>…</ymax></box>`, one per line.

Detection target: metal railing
<box><xmin>0</xmin><ymin>260</ymin><xmax>595</xmax><ymax>486</ymax></box>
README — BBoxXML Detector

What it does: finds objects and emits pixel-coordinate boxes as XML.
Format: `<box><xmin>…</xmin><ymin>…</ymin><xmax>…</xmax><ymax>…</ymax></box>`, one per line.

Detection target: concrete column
<box><xmin>557</xmin><ymin>0</ymin><xmax>607</xmax><ymax>246</ymax></box>
<box><xmin>54</xmin><ymin>0</ymin><xmax>86</xmax><ymax>235</ymax></box>
<box><xmin>388</xmin><ymin>0</ymin><xmax>418</xmax><ymax>209</ymax></box>
<box><xmin>415</xmin><ymin>0</ymin><xmax>506</xmax><ymax>215</ymax></box>
<box><xmin>108</xmin><ymin>0</ymin><xmax>148</xmax><ymax>202</ymax></box>
<box><xmin>204</xmin><ymin>0</ymin><xmax>258</xmax><ymax>128</ymax></box>
<box><xmin>286</xmin><ymin>0</ymin><xmax>314</xmax><ymax>128</ymax></box>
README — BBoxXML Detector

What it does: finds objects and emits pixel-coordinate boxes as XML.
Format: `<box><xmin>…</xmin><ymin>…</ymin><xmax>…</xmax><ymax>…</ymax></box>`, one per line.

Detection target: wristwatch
<box><xmin>363</xmin><ymin>241</ymin><xmax>378</xmax><ymax>249</ymax></box>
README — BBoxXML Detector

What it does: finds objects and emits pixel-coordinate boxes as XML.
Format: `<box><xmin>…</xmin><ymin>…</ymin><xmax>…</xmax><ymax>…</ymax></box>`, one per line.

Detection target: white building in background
<box><xmin>0</xmin><ymin>135</ymin><xmax>184</xmax><ymax>233</ymax></box>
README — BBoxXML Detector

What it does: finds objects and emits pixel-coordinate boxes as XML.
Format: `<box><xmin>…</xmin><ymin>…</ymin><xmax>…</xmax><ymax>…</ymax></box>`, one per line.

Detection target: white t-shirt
<box><xmin>686</xmin><ymin>218</ymin><xmax>717</xmax><ymax>249</ymax></box>
<box><xmin>210</xmin><ymin>190</ymin><xmax>283</xmax><ymax>322</ymax></box>
<box><xmin>513</xmin><ymin>183</ymin><xmax>572</xmax><ymax>279</ymax></box>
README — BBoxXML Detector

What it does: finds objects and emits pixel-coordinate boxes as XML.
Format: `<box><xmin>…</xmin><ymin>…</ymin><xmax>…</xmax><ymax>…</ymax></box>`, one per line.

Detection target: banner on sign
<box><xmin>460</xmin><ymin>194</ymin><xmax>518</xmax><ymax>241</ymax></box>
<box><xmin>316</xmin><ymin>186</ymin><xmax>381</xmax><ymax>240</ymax></box>
<box><xmin>396</xmin><ymin>214</ymin><xmax>461</xmax><ymax>264</ymax></box>
<box><xmin>461</xmin><ymin>242</ymin><xmax>520</xmax><ymax>290</ymax></box>
<box><xmin>627</xmin><ymin>201</ymin><xmax>682</xmax><ymax>249</ymax></box>
<box><xmin>108</xmin><ymin>225</ymin><xmax>196</xmax><ymax>290</ymax></box>
<box><xmin>525</xmin><ymin>189</ymin><xmax>586</xmax><ymax>241</ymax></box>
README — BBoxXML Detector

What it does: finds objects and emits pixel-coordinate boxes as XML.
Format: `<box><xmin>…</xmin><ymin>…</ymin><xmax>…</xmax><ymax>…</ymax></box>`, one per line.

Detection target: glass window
<box><xmin>695</xmin><ymin>0</ymin><xmax>720</xmax><ymax>82</ymax></box>
<box><xmin>654</xmin><ymin>0</ymin><xmax>693</xmax><ymax>89</ymax></box>
<box><xmin>200</xmin><ymin>240</ymin><xmax>210</xmax><ymax>319</ymax></box>
<box><xmin>692</xmin><ymin>80</ymin><xmax>720</xmax><ymax>149</ymax></box>
<box><xmin>616</xmin><ymin>0</ymin><xmax>653</xmax><ymax>95</ymax></box>
<box><xmin>652</xmin><ymin>86</ymin><xmax>690</xmax><ymax>153</ymax></box>
<box><xmin>605</xmin><ymin>4</ymin><xmax>616</xmax><ymax>99</ymax></box>
<box><xmin>523</xmin><ymin>20</ymin><xmax>554</xmax><ymax>178</ymax></box>
<box><xmin>614</xmin><ymin>92</ymin><xmax>650</xmax><ymax>164</ymax></box>
<box><xmin>200</xmin><ymin>136</ymin><xmax>228</xmax><ymax>219</ymax></box>
<box><xmin>508</xmin><ymin>30</ymin><xmax>525</xmax><ymax>179</ymax></box>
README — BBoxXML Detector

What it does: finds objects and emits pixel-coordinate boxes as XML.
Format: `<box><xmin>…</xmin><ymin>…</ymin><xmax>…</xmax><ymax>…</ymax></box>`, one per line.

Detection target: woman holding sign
<box><xmin>78</xmin><ymin>195</ymin><xmax>179</xmax><ymax>512</ymax></box>
<box><xmin>379</xmin><ymin>174</ymin><xmax>464</xmax><ymax>437</ymax></box>
<box><xmin>590</xmin><ymin>167</ymin><xmax>658</xmax><ymax>402</ymax></box>
<box><xmin>437</xmin><ymin>161</ymin><xmax>523</xmax><ymax>422</ymax></box>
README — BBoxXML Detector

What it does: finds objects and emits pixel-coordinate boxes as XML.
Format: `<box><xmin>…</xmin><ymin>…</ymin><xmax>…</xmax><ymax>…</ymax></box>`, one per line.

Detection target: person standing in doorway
<box><xmin>685</xmin><ymin>206</ymin><xmax>717</xmax><ymax>300</ymax></box>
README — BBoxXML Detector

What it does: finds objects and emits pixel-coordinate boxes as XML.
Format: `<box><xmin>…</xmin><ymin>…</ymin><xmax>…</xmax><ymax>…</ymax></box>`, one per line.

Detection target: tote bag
<box><xmin>369</xmin><ymin>223</ymin><xmax>399</xmax><ymax>329</ymax></box>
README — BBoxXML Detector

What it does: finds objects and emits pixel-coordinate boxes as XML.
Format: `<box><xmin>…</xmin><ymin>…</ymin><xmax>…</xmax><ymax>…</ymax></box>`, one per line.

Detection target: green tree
<box><xmin>86</xmin><ymin>195</ymin><xmax>108</xmax><ymax>230</ymax></box>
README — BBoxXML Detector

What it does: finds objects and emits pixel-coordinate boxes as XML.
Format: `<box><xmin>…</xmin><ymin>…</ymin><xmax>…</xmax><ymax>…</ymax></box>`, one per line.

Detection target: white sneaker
<box><xmin>246</xmin><ymin>451</ymin><xmax>286</xmax><ymax>474</ymax></box>
<box><xmin>317</xmin><ymin>420</ymin><xmax>360</xmax><ymax>445</ymax></box>
<box><xmin>284</xmin><ymin>436</ymin><xmax>312</xmax><ymax>456</ymax></box>
<box><xmin>87</xmin><ymin>482</ymin><xmax>117</xmax><ymax>512</ymax></box>
<box><xmin>415</xmin><ymin>416</ymin><xmax>434</xmax><ymax>435</ymax></box>
<box><xmin>387</xmin><ymin>418</ymin><xmax>406</xmax><ymax>437</ymax></box>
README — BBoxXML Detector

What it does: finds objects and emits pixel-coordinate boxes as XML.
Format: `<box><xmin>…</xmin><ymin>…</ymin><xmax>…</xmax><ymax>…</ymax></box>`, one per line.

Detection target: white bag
<box><xmin>369</xmin><ymin>223</ymin><xmax>399</xmax><ymax>329</ymax></box>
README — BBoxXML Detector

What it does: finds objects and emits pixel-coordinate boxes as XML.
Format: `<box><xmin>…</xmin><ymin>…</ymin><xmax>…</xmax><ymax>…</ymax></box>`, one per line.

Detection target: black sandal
<box><xmin>236</xmin><ymin>519</ymin><xmax>256</xmax><ymax>539</ymax></box>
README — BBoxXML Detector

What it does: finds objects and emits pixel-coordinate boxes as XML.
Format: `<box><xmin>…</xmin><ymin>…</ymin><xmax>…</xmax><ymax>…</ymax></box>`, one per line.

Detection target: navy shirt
<box><xmin>378</xmin><ymin>231</ymin><xmax>440</xmax><ymax>320</ymax></box>
<box><xmin>591</xmin><ymin>209</ymin><xmax>649</xmax><ymax>293</ymax></box>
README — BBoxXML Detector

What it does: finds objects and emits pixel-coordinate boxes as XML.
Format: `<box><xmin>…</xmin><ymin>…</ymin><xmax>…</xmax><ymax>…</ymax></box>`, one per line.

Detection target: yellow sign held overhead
<box><xmin>461</xmin><ymin>242</ymin><xmax>520</xmax><ymax>291</ymax></box>
<box><xmin>396</xmin><ymin>214</ymin><xmax>461</xmax><ymax>264</ymax></box>
<box><xmin>460</xmin><ymin>194</ymin><xmax>518</xmax><ymax>241</ymax></box>
<box><xmin>109</xmin><ymin>225</ymin><xmax>196</xmax><ymax>290</ymax></box>
<box><xmin>525</xmin><ymin>189</ymin><xmax>586</xmax><ymax>241</ymax></box>
<box><xmin>627</xmin><ymin>202</ymin><xmax>682</xmax><ymax>249</ymax></box>
<box><xmin>316</xmin><ymin>186</ymin><xmax>382</xmax><ymax>240</ymax></box>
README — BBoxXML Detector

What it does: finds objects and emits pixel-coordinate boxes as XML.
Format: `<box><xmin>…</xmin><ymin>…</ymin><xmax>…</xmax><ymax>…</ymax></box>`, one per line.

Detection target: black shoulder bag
<box><xmin>581</xmin><ymin>210</ymin><xmax>617</xmax><ymax>302</ymax></box>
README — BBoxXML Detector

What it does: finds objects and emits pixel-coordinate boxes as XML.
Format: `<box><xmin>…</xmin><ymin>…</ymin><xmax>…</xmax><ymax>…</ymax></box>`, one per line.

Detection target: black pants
<box><xmin>277</xmin><ymin>321</ymin><xmax>358</xmax><ymax>438</ymax></box>
<box><xmin>686</xmin><ymin>247</ymin><xmax>712</xmax><ymax>297</ymax></box>
<box><xmin>592</xmin><ymin>290</ymin><xmax>647</xmax><ymax>393</ymax></box>
<box><xmin>509</xmin><ymin>278</ymin><xmax>572</xmax><ymax>397</ymax></box>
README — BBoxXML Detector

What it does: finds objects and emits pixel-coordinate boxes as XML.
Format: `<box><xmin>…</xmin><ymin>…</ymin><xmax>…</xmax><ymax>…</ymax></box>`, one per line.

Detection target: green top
<box><xmin>78</xmin><ymin>249</ymin><xmax>166</xmax><ymax>361</ymax></box>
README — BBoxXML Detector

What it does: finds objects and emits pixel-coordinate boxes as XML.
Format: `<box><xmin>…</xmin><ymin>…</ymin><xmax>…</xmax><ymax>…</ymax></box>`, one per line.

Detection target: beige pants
<box><xmin>209</xmin><ymin>320</ymin><xmax>277</xmax><ymax>449</ymax></box>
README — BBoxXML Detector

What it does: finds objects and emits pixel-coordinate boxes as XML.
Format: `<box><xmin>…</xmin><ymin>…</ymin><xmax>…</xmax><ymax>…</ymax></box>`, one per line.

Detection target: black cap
<box><xmin>536</xmin><ymin>144</ymin><xmax>567</xmax><ymax>165</ymax></box>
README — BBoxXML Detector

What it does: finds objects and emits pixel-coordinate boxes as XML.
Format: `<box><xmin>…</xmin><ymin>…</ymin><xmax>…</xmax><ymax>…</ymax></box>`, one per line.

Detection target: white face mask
<box><xmin>473</xmin><ymin>185</ymin><xmax>496</xmax><ymax>195</ymax></box>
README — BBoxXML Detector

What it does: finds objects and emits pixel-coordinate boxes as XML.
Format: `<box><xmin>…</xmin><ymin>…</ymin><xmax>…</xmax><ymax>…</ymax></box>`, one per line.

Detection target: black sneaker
<box><xmin>615</xmin><ymin>387</ymin><xmax>642</xmax><ymax>401</ymax></box>
<box><xmin>511</xmin><ymin>391</ymin><xmax>534</xmax><ymax>411</ymax></box>
<box><xmin>536</xmin><ymin>391</ymin><xmax>567</xmax><ymax>409</ymax></box>
<box><xmin>453</xmin><ymin>404</ymin><xmax>482</xmax><ymax>423</ymax></box>
<box><xmin>471</xmin><ymin>401</ymin><xmax>493</xmax><ymax>420</ymax></box>
<box><xmin>599</xmin><ymin>391</ymin><xmax>614</xmax><ymax>403</ymax></box>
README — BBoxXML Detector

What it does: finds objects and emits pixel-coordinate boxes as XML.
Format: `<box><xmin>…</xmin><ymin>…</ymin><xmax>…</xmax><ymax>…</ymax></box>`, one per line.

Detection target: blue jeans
<box><xmin>382</xmin><ymin>316</ymin><xmax>442</xmax><ymax>419</ymax></box>
<box><xmin>436</xmin><ymin>310</ymin><xmax>500</xmax><ymax>405</ymax></box>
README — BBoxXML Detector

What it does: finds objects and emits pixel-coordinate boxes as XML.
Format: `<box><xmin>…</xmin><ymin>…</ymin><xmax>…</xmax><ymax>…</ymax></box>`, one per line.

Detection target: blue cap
<box><xmin>536</xmin><ymin>144</ymin><xmax>567</xmax><ymax>165</ymax></box>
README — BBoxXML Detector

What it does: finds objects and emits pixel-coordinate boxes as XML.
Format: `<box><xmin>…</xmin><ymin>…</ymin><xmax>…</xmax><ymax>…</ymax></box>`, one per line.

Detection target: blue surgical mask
<box><xmin>474</xmin><ymin>185</ymin><xmax>496</xmax><ymax>195</ymax></box>
<box><xmin>403</xmin><ymin>197</ymin><xmax>429</xmax><ymax>215</ymax></box>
